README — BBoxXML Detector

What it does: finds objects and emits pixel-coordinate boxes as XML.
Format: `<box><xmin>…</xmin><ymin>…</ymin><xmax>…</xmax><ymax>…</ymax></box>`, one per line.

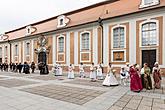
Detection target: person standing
<box><xmin>152</xmin><ymin>62</ymin><xmax>161</xmax><ymax>89</ymax></box>
<box><xmin>9</xmin><ymin>62</ymin><xmax>12</xmax><ymax>71</ymax></box>
<box><xmin>24</xmin><ymin>62</ymin><xmax>30</xmax><ymax>74</ymax></box>
<box><xmin>31</xmin><ymin>62</ymin><xmax>36</xmax><ymax>73</ymax></box>
<box><xmin>103</xmin><ymin>63</ymin><xmax>118</xmax><ymax>86</ymax></box>
<box><xmin>79</xmin><ymin>63</ymin><xmax>85</xmax><ymax>78</ymax></box>
<box><xmin>68</xmin><ymin>64</ymin><xmax>75</xmax><ymax>79</ymax></box>
<box><xmin>120</xmin><ymin>67</ymin><xmax>127</xmax><ymax>86</ymax></box>
<box><xmin>141</xmin><ymin>63</ymin><xmax>152</xmax><ymax>90</ymax></box>
<box><xmin>130</xmin><ymin>64</ymin><xmax>143</xmax><ymax>92</ymax></box>
<box><xmin>97</xmin><ymin>64</ymin><xmax>103</xmax><ymax>80</ymax></box>
<box><xmin>90</xmin><ymin>63</ymin><xmax>97</xmax><ymax>82</ymax></box>
<box><xmin>18</xmin><ymin>63</ymin><xmax>23</xmax><ymax>73</ymax></box>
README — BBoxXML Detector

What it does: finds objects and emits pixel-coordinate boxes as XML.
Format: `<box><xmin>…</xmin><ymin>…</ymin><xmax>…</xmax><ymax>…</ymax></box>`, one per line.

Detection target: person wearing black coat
<box><xmin>23</xmin><ymin>62</ymin><xmax>30</xmax><ymax>74</ymax></box>
<box><xmin>17</xmin><ymin>63</ymin><xmax>23</xmax><ymax>73</ymax></box>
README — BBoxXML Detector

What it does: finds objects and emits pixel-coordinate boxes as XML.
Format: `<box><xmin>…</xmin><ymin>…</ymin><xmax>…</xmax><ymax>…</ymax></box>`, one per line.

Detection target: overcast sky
<box><xmin>0</xmin><ymin>0</ymin><xmax>105</xmax><ymax>33</ymax></box>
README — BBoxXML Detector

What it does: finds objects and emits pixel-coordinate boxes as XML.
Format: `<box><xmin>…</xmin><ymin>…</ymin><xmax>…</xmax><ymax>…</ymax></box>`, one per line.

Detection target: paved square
<box><xmin>0</xmin><ymin>79</ymin><xmax>38</xmax><ymax>88</ymax></box>
<box><xmin>20</xmin><ymin>84</ymin><xmax>105</xmax><ymax>105</ymax></box>
<box><xmin>28</xmin><ymin>75</ymin><xmax>66</xmax><ymax>81</ymax></box>
<box><xmin>64</xmin><ymin>78</ymin><xmax>108</xmax><ymax>87</ymax></box>
<box><xmin>108</xmin><ymin>94</ymin><xmax>165</xmax><ymax>110</ymax></box>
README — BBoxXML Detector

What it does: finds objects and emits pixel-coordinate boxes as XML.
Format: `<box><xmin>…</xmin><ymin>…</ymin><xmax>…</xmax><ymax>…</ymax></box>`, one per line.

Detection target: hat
<box><xmin>154</xmin><ymin>62</ymin><xmax>159</xmax><ymax>65</ymax></box>
<box><xmin>135</xmin><ymin>65</ymin><xmax>140</xmax><ymax>69</ymax></box>
<box><xmin>126</xmin><ymin>62</ymin><xmax>129</xmax><ymax>65</ymax></box>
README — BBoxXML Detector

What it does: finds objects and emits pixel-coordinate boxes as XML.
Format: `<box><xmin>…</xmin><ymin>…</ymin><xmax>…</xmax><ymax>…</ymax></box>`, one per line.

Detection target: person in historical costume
<box><xmin>79</xmin><ymin>63</ymin><xmax>85</xmax><ymax>78</ymax></box>
<box><xmin>31</xmin><ymin>62</ymin><xmax>36</xmax><ymax>73</ymax></box>
<box><xmin>125</xmin><ymin>62</ymin><xmax>130</xmax><ymax>83</ymax></box>
<box><xmin>57</xmin><ymin>63</ymin><xmax>63</xmax><ymax>76</ymax></box>
<box><xmin>103</xmin><ymin>63</ymin><xmax>119</xmax><ymax>86</ymax></box>
<box><xmin>141</xmin><ymin>63</ymin><xmax>152</xmax><ymax>90</ymax></box>
<box><xmin>152</xmin><ymin>62</ymin><xmax>161</xmax><ymax>89</ymax></box>
<box><xmin>90</xmin><ymin>63</ymin><xmax>97</xmax><ymax>82</ymax></box>
<box><xmin>68</xmin><ymin>64</ymin><xmax>75</xmax><ymax>79</ymax></box>
<box><xmin>23</xmin><ymin>62</ymin><xmax>30</xmax><ymax>74</ymax></box>
<box><xmin>97</xmin><ymin>63</ymin><xmax>103</xmax><ymax>80</ymax></box>
<box><xmin>130</xmin><ymin>64</ymin><xmax>143</xmax><ymax>92</ymax></box>
<box><xmin>120</xmin><ymin>67</ymin><xmax>127</xmax><ymax>86</ymax></box>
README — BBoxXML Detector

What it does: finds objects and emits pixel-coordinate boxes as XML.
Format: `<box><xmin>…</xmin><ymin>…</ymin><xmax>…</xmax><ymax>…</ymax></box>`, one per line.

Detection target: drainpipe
<box><xmin>98</xmin><ymin>17</ymin><xmax>103</xmax><ymax>64</ymax></box>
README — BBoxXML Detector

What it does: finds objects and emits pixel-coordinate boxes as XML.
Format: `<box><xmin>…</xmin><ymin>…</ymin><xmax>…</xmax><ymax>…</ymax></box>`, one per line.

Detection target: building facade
<box><xmin>0</xmin><ymin>0</ymin><xmax>165</xmax><ymax>74</ymax></box>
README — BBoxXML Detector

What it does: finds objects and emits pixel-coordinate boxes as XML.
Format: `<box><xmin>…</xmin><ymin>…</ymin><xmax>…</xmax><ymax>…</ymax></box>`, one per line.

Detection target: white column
<box><xmin>7</xmin><ymin>43</ymin><xmax>10</xmax><ymax>63</ymax></box>
<box><xmin>66</xmin><ymin>32</ymin><xmax>70</xmax><ymax>65</ymax></box>
<box><xmin>74</xmin><ymin>31</ymin><xmax>78</xmax><ymax>65</ymax></box>
<box><xmin>2</xmin><ymin>45</ymin><xmax>4</xmax><ymax>63</ymax></box>
<box><xmin>103</xmin><ymin>24</ymin><xmax>109</xmax><ymax>65</ymax></box>
<box><xmin>31</xmin><ymin>40</ymin><xmax>34</xmax><ymax>62</ymax></box>
<box><xmin>11</xmin><ymin>44</ymin><xmax>14</xmax><ymax>63</ymax></box>
<box><xmin>93</xmin><ymin>27</ymin><xmax>98</xmax><ymax>65</ymax></box>
<box><xmin>129</xmin><ymin>20</ymin><xmax>137</xmax><ymax>64</ymax></box>
<box><xmin>18</xmin><ymin>42</ymin><xmax>21</xmax><ymax>63</ymax></box>
<box><xmin>22</xmin><ymin>41</ymin><xmax>25</xmax><ymax>63</ymax></box>
<box><xmin>52</xmin><ymin>34</ymin><xmax>56</xmax><ymax>65</ymax></box>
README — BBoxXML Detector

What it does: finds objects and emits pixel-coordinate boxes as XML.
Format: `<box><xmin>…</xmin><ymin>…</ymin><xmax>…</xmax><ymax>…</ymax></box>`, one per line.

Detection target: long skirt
<box><xmin>103</xmin><ymin>73</ymin><xmax>118</xmax><ymax>86</ymax></box>
<box><xmin>68</xmin><ymin>71</ymin><xmax>74</xmax><ymax>79</ymax></box>
<box><xmin>153</xmin><ymin>72</ymin><xmax>161</xmax><ymax>89</ymax></box>
<box><xmin>90</xmin><ymin>71</ymin><xmax>97</xmax><ymax>80</ymax></box>
<box><xmin>130</xmin><ymin>74</ymin><xmax>143</xmax><ymax>92</ymax></box>
<box><xmin>97</xmin><ymin>69</ymin><xmax>103</xmax><ymax>80</ymax></box>
<box><xmin>144</xmin><ymin>74</ymin><xmax>152</xmax><ymax>89</ymax></box>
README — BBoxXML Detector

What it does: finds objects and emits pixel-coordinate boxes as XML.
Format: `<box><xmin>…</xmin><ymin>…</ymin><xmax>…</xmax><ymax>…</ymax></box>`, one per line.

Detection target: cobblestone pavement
<box><xmin>0</xmin><ymin>71</ymin><xmax>164</xmax><ymax>110</ymax></box>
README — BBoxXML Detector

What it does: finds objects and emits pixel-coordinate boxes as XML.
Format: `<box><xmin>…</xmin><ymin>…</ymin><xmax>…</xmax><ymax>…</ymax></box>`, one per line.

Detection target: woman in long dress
<box><xmin>153</xmin><ymin>62</ymin><xmax>161</xmax><ymax>89</ymax></box>
<box><xmin>90</xmin><ymin>63</ymin><xmax>97</xmax><ymax>82</ymax></box>
<box><xmin>141</xmin><ymin>63</ymin><xmax>152</xmax><ymax>90</ymax></box>
<box><xmin>97</xmin><ymin>64</ymin><xmax>103</xmax><ymax>80</ymax></box>
<box><xmin>57</xmin><ymin>63</ymin><xmax>63</xmax><ymax>76</ymax></box>
<box><xmin>130</xmin><ymin>64</ymin><xmax>143</xmax><ymax>92</ymax></box>
<box><xmin>68</xmin><ymin>64</ymin><xmax>75</xmax><ymax>79</ymax></box>
<box><xmin>102</xmin><ymin>63</ymin><xmax>118</xmax><ymax>86</ymax></box>
<box><xmin>79</xmin><ymin>63</ymin><xmax>85</xmax><ymax>78</ymax></box>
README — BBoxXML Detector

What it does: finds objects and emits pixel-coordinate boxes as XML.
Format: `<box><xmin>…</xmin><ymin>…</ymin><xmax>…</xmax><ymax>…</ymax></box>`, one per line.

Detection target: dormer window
<box><xmin>57</xmin><ymin>15</ymin><xmax>70</xmax><ymax>28</ymax></box>
<box><xmin>140</xmin><ymin>0</ymin><xmax>160</xmax><ymax>8</ymax></box>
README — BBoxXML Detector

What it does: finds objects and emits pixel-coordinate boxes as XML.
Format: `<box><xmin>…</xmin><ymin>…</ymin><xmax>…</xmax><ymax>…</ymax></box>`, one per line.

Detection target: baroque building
<box><xmin>0</xmin><ymin>0</ymin><xmax>165</xmax><ymax>74</ymax></box>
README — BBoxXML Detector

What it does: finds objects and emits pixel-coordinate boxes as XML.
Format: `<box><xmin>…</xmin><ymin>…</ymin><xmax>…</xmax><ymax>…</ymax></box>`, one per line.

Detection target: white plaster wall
<box><xmin>66</xmin><ymin>32</ymin><xmax>70</xmax><ymax>65</ymax></box>
<box><xmin>22</xmin><ymin>41</ymin><xmax>25</xmax><ymax>63</ymax></box>
<box><xmin>31</xmin><ymin>40</ymin><xmax>34</xmax><ymax>62</ymax></box>
<box><xmin>74</xmin><ymin>31</ymin><xmax>78</xmax><ymax>65</ymax></box>
<box><xmin>2</xmin><ymin>45</ymin><xmax>4</xmax><ymax>63</ymax></box>
<box><xmin>93</xmin><ymin>27</ymin><xmax>98</xmax><ymax>65</ymax></box>
<box><xmin>162</xmin><ymin>13</ymin><xmax>165</xmax><ymax>68</ymax></box>
<box><xmin>129</xmin><ymin>19</ymin><xmax>136</xmax><ymax>65</ymax></box>
<box><xmin>103</xmin><ymin>23</ymin><xmax>109</xmax><ymax>65</ymax></box>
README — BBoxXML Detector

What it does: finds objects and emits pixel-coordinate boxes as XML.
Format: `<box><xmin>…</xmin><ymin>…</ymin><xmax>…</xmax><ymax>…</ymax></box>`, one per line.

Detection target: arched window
<box><xmin>26</xmin><ymin>43</ymin><xmax>30</xmax><ymax>55</ymax></box>
<box><xmin>58</xmin><ymin>37</ymin><xmax>64</xmax><ymax>52</ymax></box>
<box><xmin>15</xmin><ymin>45</ymin><xmax>18</xmax><ymax>56</ymax></box>
<box><xmin>141</xmin><ymin>22</ymin><xmax>157</xmax><ymax>46</ymax></box>
<box><xmin>113</xmin><ymin>27</ymin><xmax>125</xmax><ymax>48</ymax></box>
<box><xmin>81</xmin><ymin>32</ymin><xmax>90</xmax><ymax>51</ymax></box>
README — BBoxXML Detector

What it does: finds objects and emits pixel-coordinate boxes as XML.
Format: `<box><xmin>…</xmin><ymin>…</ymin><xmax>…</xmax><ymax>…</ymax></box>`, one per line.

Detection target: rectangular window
<box><xmin>15</xmin><ymin>45</ymin><xmax>18</xmax><ymax>56</ymax></box>
<box><xmin>26</xmin><ymin>43</ymin><xmax>30</xmax><ymax>55</ymax></box>
<box><xmin>58</xmin><ymin>37</ymin><xmax>64</xmax><ymax>52</ymax></box>
<box><xmin>81</xmin><ymin>33</ymin><xmax>90</xmax><ymax>50</ymax></box>
<box><xmin>5</xmin><ymin>46</ymin><xmax>7</xmax><ymax>56</ymax></box>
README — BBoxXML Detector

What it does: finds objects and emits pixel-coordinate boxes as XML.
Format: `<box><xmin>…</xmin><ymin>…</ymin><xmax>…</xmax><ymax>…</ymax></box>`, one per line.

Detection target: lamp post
<box><xmin>98</xmin><ymin>17</ymin><xmax>103</xmax><ymax>64</ymax></box>
<box><xmin>7</xmin><ymin>39</ymin><xmax>12</xmax><ymax>63</ymax></box>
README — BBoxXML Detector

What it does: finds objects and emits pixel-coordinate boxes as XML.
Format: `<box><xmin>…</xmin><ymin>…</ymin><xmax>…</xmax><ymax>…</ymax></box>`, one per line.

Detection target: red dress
<box><xmin>130</xmin><ymin>67</ymin><xmax>143</xmax><ymax>92</ymax></box>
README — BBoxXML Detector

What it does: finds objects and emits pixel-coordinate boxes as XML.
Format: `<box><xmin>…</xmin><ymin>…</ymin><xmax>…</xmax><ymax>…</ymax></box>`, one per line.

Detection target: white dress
<box><xmin>68</xmin><ymin>66</ymin><xmax>74</xmax><ymax>79</ymax></box>
<box><xmin>57</xmin><ymin>66</ymin><xmax>63</xmax><ymax>76</ymax></box>
<box><xmin>79</xmin><ymin>65</ymin><xmax>85</xmax><ymax>77</ymax></box>
<box><xmin>90</xmin><ymin>66</ymin><xmax>97</xmax><ymax>80</ymax></box>
<box><xmin>125</xmin><ymin>66</ymin><xmax>130</xmax><ymax>78</ymax></box>
<box><xmin>97</xmin><ymin>66</ymin><xmax>103</xmax><ymax>80</ymax></box>
<box><xmin>103</xmin><ymin>67</ymin><xmax>118</xmax><ymax>86</ymax></box>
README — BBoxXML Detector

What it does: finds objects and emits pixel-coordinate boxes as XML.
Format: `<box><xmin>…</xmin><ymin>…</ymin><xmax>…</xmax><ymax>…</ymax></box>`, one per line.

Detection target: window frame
<box><xmin>57</xmin><ymin>35</ymin><xmax>65</xmax><ymax>53</ymax></box>
<box><xmin>139</xmin><ymin>19</ymin><xmax>159</xmax><ymax>47</ymax></box>
<box><xmin>57</xmin><ymin>15</ymin><xmax>66</xmax><ymax>28</ymax></box>
<box><xmin>111</xmin><ymin>25</ymin><xmax>126</xmax><ymax>49</ymax></box>
<box><xmin>15</xmin><ymin>44</ymin><xmax>19</xmax><ymax>56</ymax></box>
<box><xmin>139</xmin><ymin>0</ymin><xmax>160</xmax><ymax>8</ymax></box>
<box><xmin>26</xmin><ymin>42</ymin><xmax>30</xmax><ymax>55</ymax></box>
<box><xmin>80</xmin><ymin>31</ymin><xmax>91</xmax><ymax>51</ymax></box>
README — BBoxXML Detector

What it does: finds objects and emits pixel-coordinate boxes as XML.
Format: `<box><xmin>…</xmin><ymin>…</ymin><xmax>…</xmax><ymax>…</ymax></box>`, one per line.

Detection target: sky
<box><xmin>0</xmin><ymin>0</ymin><xmax>105</xmax><ymax>33</ymax></box>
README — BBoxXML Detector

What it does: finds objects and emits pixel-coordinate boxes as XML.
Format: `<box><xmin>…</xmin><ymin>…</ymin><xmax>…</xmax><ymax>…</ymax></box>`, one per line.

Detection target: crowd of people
<box><xmin>0</xmin><ymin>62</ymin><xmax>36</xmax><ymax>74</ymax></box>
<box><xmin>1</xmin><ymin>61</ymin><xmax>162</xmax><ymax>92</ymax></box>
<box><xmin>53</xmin><ymin>62</ymin><xmax>162</xmax><ymax>92</ymax></box>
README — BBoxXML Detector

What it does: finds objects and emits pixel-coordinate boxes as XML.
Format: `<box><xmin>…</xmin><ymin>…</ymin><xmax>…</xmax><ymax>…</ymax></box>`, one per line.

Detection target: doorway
<box><xmin>142</xmin><ymin>50</ymin><xmax>156</xmax><ymax>69</ymax></box>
